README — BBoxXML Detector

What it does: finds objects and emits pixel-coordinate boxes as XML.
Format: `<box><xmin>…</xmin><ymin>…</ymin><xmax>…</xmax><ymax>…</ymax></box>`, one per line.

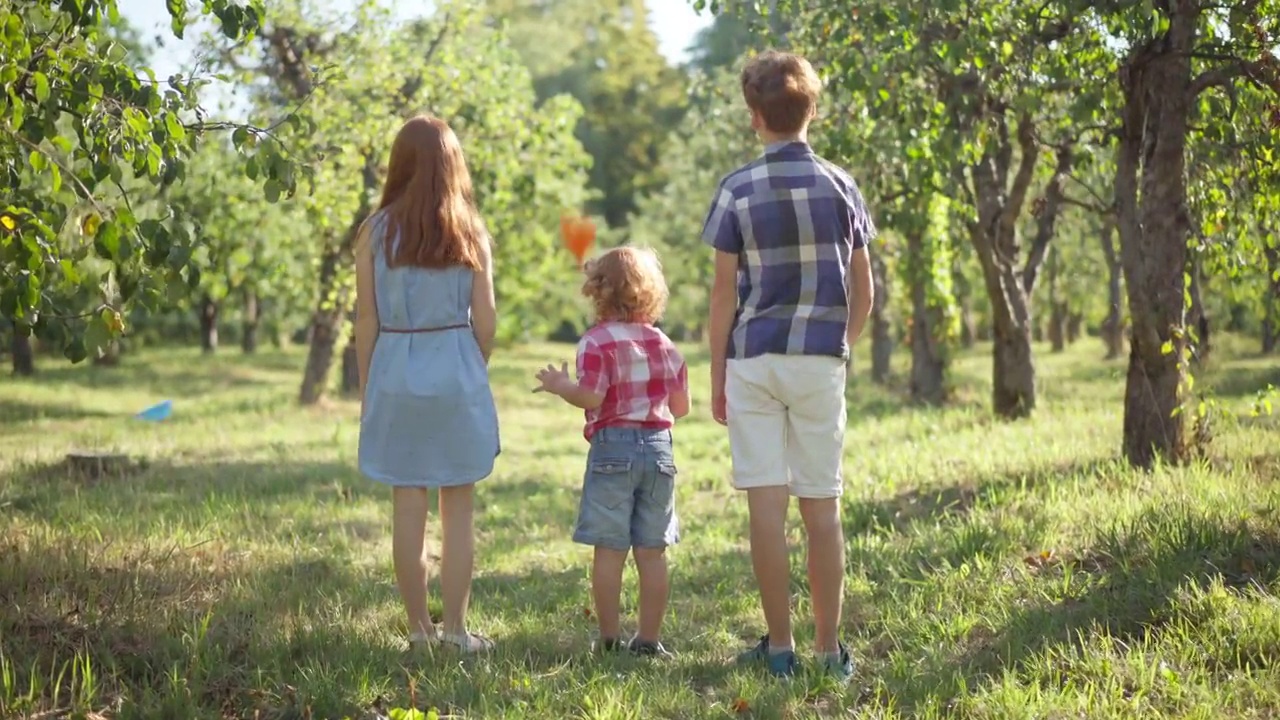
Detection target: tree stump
<box><xmin>65</xmin><ymin>452</ymin><xmax>134</xmax><ymax>480</ymax></box>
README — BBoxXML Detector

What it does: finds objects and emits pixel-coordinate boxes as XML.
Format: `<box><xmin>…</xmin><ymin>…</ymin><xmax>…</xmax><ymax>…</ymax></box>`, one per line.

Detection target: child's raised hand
<box><xmin>532</xmin><ymin>362</ymin><xmax>574</xmax><ymax>396</ymax></box>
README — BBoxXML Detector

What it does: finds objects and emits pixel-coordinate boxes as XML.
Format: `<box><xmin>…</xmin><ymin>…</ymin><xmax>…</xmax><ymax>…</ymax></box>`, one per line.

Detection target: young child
<box><xmin>533</xmin><ymin>246</ymin><xmax>690</xmax><ymax>657</ymax></box>
<box><xmin>701</xmin><ymin>51</ymin><xmax>876</xmax><ymax>682</ymax></box>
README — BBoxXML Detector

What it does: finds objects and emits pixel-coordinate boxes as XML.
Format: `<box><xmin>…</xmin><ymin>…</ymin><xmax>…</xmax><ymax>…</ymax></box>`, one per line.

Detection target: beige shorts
<box><xmin>725</xmin><ymin>354</ymin><xmax>847</xmax><ymax>499</ymax></box>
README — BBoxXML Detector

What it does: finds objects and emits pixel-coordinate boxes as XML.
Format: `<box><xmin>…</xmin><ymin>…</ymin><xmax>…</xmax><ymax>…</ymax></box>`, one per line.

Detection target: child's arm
<box><xmin>533</xmin><ymin>362</ymin><xmax>606</xmax><ymax>410</ymax></box>
<box><xmin>533</xmin><ymin>336</ymin><xmax>608</xmax><ymax>410</ymax></box>
<box><xmin>707</xmin><ymin>250</ymin><xmax>738</xmax><ymax>425</ymax></box>
<box><xmin>668</xmin><ymin>349</ymin><xmax>691</xmax><ymax>419</ymax></box>
<box><xmin>847</xmin><ymin>245</ymin><xmax>874</xmax><ymax>347</ymax></box>
<box><xmin>670</xmin><ymin>388</ymin><xmax>690</xmax><ymax>419</ymax></box>
<box><xmin>470</xmin><ymin>238</ymin><xmax>497</xmax><ymax>363</ymax></box>
<box><xmin>701</xmin><ymin>181</ymin><xmax>743</xmax><ymax>427</ymax></box>
<box><xmin>353</xmin><ymin>220</ymin><xmax>378</xmax><ymax>410</ymax></box>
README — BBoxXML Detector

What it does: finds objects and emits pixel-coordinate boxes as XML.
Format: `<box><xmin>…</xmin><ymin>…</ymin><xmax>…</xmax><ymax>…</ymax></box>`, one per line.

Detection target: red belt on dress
<box><xmin>380</xmin><ymin>323</ymin><xmax>470</xmax><ymax>334</ymax></box>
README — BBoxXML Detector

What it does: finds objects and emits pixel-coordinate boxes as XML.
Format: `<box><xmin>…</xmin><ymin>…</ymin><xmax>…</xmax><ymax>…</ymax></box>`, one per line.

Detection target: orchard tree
<box><xmin>1</xmin><ymin>0</ymin><xmax>305</xmax><ymax>366</ymax></box>
<box><xmin>163</xmin><ymin>140</ymin><xmax>316</xmax><ymax>354</ymax></box>
<box><xmin>1079</xmin><ymin>0</ymin><xmax>1280</xmax><ymax>466</ymax></box>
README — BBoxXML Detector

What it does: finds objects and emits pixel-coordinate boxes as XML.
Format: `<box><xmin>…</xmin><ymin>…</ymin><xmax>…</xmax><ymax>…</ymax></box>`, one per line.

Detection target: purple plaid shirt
<box><xmin>701</xmin><ymin>141</ymin><xmax>875</xmax><ymax>360</ymax></box>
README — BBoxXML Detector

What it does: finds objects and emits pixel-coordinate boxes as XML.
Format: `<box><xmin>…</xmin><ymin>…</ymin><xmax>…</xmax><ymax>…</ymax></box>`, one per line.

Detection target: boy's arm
<box><xmin>847</xmin><ymin>245</ymin><xmax>874</xmax><ymax>346</ymax></box>
<box><xmin>708</xmin><ymin>251</ymin><xmax>738</xmax><ymax>421</ymax></box>
<box><xmin>700</xmin><ymin>181</ymin><xmax>743</xmax><ymax>426</ymax></box>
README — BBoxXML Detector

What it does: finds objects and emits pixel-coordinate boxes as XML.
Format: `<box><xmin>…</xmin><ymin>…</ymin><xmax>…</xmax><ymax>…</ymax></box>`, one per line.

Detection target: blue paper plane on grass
<box><xmin>134</xmin><ymin>400</ymin><xmax>173</xmax><ymax>422</ymax></box>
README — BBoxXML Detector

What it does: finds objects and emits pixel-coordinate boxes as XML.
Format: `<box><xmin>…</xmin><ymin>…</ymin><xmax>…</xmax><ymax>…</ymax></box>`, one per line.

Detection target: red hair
<box><xmin>378</xmin><ymin>115</ymin><xmax>486</xmax><ymax>270</ymax></box>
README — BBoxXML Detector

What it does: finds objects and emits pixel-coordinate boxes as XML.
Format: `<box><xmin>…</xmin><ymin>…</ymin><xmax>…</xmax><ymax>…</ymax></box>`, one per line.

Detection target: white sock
<box><xmin>768</xmin><ymin>643</ymin><xmax>794</xmax><ymax>655</ymax></box>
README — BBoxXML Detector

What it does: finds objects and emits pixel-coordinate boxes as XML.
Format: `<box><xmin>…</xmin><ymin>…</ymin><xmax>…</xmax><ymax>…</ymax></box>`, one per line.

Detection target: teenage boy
<box><xmin>700</xmin><ymin>50</ymin><xmax>876</xmax><ymax>683</ymax></box>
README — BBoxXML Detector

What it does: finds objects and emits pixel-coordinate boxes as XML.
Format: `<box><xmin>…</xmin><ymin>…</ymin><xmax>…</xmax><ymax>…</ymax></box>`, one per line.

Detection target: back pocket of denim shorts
<box><xmin>588</xmin><ymin>457</ymin><xmax>633</xmax><ymax>510</ymax></box>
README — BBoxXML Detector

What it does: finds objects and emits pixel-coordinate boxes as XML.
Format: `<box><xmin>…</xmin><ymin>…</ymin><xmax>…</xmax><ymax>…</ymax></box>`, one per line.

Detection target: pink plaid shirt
<box><xmin>576</xmin><ymin>322</ymin><xmax>688</xmax><ymax>441</ymax></box>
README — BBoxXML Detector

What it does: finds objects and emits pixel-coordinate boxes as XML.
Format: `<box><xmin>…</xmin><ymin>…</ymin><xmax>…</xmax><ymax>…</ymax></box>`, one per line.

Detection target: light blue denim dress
<box><xmin>357</xmin><ymin>213</ymin><xmax>500</xmax><ymax>487</ymax></box>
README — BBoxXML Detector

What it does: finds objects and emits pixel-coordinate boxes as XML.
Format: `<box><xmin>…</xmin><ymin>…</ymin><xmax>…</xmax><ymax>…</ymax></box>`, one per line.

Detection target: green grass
<box><xmin>1</xmin><ymin>335</ymin><xmax>1278</xmax><ymax>719</ymax></box>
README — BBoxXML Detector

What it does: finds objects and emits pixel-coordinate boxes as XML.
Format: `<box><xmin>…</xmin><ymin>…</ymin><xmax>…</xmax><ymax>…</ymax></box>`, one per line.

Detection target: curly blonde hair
<box><xmin>581</xmin><ymin>246</ymin><xmax>669</xmax><ymax>324</ymax></box>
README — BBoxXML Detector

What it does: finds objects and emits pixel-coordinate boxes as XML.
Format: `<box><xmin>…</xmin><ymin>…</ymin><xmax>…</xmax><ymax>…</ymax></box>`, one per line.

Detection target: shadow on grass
<box><xmin>0</xmin><ymin>536</ymin><xmax>406</xmax><ymax>718</ymax></box>
<box><xmin>1206</xmin><ymin>363</ymin><xmax>1280</xmax><ymax>399</ymax></box>
<box><xmin>860</xmin><ymin>498</ymin><xmax>1280</xmax><ymax>714</ymax></box>
<box><xmin>843</xmin><ymin>457</ymin><xmax>1114</xmax><ymax>537</ymax></box>
<box><xmin>1</xmin><ymin>458</ymin><xmax>367</xmax><ymax>522</ymax></box>
<box><xmin>27</xmin><ymin>351</ymin><xmax>292</xmax><ymax>399</ymax></box>
<box><xmin>0</xmin><ymin>398</ymin><xmax>115</xmax><ymax>427</ymax></box>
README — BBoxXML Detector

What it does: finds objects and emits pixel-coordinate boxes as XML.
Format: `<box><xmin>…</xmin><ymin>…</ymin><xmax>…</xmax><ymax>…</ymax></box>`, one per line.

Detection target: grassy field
<box><xmin>1</xmin><ymin>335</ymin><xmax>1278</xmax><ymax>719</ymax></box>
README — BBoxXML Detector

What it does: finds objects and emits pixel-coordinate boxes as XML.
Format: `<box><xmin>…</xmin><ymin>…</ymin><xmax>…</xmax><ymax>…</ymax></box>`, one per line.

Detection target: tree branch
<box><xmin>1190</xmin><ymin>58</ymin><xmax>1265</xmax><ymax>97</ymax></box>
<box><xmin>397</xmin><ymin>12</ymin><xmax>452</xmax><ymax>103</ymax></box>
<box><xmin>997</xmin><ymin>111</ymin><xmax>1039</xmax><ymax>240</ymax></box>
<box><xmin>1065</xmin><ymin>171</ymin><xmax>1113</xmax><ymax>210</ymax></box>
<box><xmin>2</xmin><ymin>125</ymin><xmax>106</xmax><ymax>215</ymax></box>
<box><xmin>1061</xmin><ymin>194</ymin><xmax>1113</xmax><ymax>216</ymax></box>
<box><xmin>1022</xmin><ymin>144</ymin><xmax>1073</xmax><ymax>294</ymax></box>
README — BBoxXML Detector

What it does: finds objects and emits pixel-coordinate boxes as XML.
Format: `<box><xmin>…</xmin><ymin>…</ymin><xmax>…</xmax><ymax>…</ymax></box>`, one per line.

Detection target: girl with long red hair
<box><xmin>354</xmin><ymin>114</ymin><xmax>499</xmax><ymax>653</ymax></box>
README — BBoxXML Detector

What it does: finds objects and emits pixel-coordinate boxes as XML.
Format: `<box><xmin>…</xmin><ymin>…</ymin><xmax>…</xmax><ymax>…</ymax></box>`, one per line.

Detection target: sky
<box><xmin>117</xmin><ymin>0</ymin><xmax>713</xmax><ymax>79</ymax></box>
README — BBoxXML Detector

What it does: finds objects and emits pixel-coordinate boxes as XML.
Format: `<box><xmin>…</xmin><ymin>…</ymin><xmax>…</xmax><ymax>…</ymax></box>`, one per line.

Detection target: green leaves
<box><xmin>166</xmin><ymin>0</ymin><xmax>187</xmax><ymax>38</ymax></box>
<box><xmin>32</xmin><ymin>71</ymin><xmax>50</xmax><ymax>103</ymax></box>
<box><xmin>1</xmin><ymin>0</ymin><xmax>293</xmax><ymax>362</ymax></box>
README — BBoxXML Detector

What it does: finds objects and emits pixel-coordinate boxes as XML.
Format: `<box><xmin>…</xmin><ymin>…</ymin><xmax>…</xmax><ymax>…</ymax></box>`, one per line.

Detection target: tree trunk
<box><xmin>11</xmin><ymin>328</ymin><xmax>34</xmax><ymax>376</ymax></box>
<box><xmin>299</xmin><ymin>153</ymin><xmax>380</xmax><ymax>406</ymax></box>
<box><xmin>1066</xmin><ymin>312</ymin><xmax>1083</xmax><ymax>344</ymax></box>
<box><xmin>954</xmin><ymin>265</ymin><xmax>976</xmax><ymax>349</ymax></box>
<box><xmin>1099</xmin><ymin>216</ymin><xmax>1125</xmax><ymax>359</ymax></box>
<box><xmin>963</xmin><ymin>116</ymin><xmax>1068</xmax><ymax>419</ymax></box>
<box><xmin>907</xmin><ymin>230</ymin><xmax>946</xmax><ymax>404</ymax></box>
<box><xmin>341</xmin><ymin>322</ymin><xmax>359</xmax><ymax>395</ymax></box>
<box><xmin>1046</xmin><ymin>248</ymin><xmax>1066</xmax><ymax>353</ymax></box>
<box><xmin>1264</xmin><ymin>243</ymin><xmax>1279</xmax><ymax>354</ymax></box>
<box><xmin>199</xmin><ymin>293</ymin><xmax>219</xmax><ymax>354</ymax></box>
<box><xmin>1115</xmin><ymin>11</ymin><xmax>1198</xmax><ymax>469</ymax></box>
<box><xmin>299</xmin><ymin>248</ymin><xmax>349</xmax><ymax>405</ymax></box>
<box><xmin>241</xmin><ymin>289</ymin><xmax>260</xmax><ymax>354</ymax></box>
<box><xmin>1048</xmin><ymin>305</ymin><xmax>1067</xmax><ymax>352</ymax></box>
<box><xmin>870</xmin><ymin>251</ymin><xmax>893</xmax><ymax>384</ymax></box>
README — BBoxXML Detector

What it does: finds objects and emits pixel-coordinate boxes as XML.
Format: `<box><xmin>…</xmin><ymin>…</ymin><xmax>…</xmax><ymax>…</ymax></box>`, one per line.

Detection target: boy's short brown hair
<box><xmin>741</xmin><ymin>50</ymin><xmax>822</xmax><ymax>135</ymax></box>
<box><xmin>581</xmin><ymin>246</ymin><xmax>669</xmax><ymax>325</ymax></box>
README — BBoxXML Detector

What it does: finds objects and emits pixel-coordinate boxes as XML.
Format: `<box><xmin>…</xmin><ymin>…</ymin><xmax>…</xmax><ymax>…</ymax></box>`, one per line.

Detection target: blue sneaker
<box><xmin>736</xmin><ymin>635</ymin><xmax>797</xmax><ymax>678</ymax></box>
<box><xmin>819</xmin><ymin>642</ymin><xmax>855</xmax><ymax>684</ymax></box>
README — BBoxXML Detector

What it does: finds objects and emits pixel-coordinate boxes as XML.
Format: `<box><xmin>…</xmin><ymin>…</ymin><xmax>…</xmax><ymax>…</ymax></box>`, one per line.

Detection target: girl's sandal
<box><xmin>439</xmin><ymin>631</ymin><xmax>494</xmax><ymax>654</ymax></box>
<box><xmin>407</xmin><ymin>630</ymin><xmax>438</xmax><ymax>652</ymax></box>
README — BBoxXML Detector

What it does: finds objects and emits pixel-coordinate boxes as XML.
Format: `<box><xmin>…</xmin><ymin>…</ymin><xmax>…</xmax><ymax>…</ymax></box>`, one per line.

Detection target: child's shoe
<box><xmin>818</xmin><ymin>642</ymin><xmax>854</xmax><ymax>684</ymax></box>
<box><xmin>592</xmin><ymin>636</ymin><xmax>624</xmax><ymax>654</ymax></box>
<box><xmin>628</xmin><ymin>636</ymin><xmax>674</xmax><ymax>659</ymax></box>
<box><xmin>737</xmin><ymin>635</ymin><xmax>797</xmax><ymax>678</ymax></box>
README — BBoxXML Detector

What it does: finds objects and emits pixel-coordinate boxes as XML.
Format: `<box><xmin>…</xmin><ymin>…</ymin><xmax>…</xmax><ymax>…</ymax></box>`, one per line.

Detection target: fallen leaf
<box><xmin>731</xmin><ymin>698</ymin><xmax>750</xmax><ymax>714</ymax></box>
<box><xmin>1242</xmin><ymin>557</ymin><xmax>1257</xmax><ymax>574</ymax></box>
<box><xmin>1023</xmin><ymin>549</ymin><xmax>1057</xmax><ymax>569</ymax></box>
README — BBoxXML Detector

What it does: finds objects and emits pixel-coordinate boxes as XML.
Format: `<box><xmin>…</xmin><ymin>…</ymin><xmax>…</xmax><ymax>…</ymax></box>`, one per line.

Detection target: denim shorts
<box><xmin>573</xmin><ymin>427</ymin><xmax>680</xmax><ymax>551</ymax></box>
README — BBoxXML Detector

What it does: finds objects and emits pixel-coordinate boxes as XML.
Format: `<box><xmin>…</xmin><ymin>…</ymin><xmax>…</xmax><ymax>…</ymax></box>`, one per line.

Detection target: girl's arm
<box><xmin>353</xmin><ymin>221</ymin><xmax>379</xmax><ymax>410</ymax></box>
<box><xmin>470</xmin><ymin>237</ymin><xmax>497</xmax><ymax>363</ymax></box>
